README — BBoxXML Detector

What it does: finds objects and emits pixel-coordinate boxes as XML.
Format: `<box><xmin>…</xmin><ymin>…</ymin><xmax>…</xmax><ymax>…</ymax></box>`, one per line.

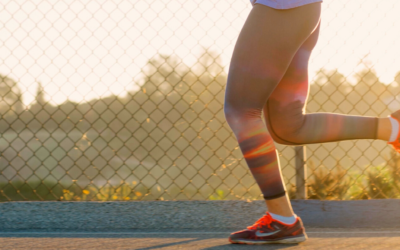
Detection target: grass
<box><xmin>0</xmin><ymin>181</ymin><xmax>237</xmax><ymax>201</ymax></box>
<box><xmin>285</xmin><ymin>150</ymin><xmax>400</xmax><ymax>200</ymax></box>
<box><xmin>3</xmin><ymin>151</ymin><xmax>400</xmax><ymax>201</ymax></box>
<box><xmin>0</xmin><ymin>181</ymin><xmax>146</xmax><ymax>202</ymax></box>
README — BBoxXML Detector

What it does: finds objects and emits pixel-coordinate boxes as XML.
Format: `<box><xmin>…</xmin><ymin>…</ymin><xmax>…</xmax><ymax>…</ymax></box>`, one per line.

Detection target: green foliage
<box><xmin>0</xmin><ymin>181</ymin><xmax>146</xmax><ymax>202</ymax></box>
<box><xmin>307</xmin><ymin>159</ymin><xmax>351</xmax><ymax>200</ymax></box>
<box><xmin>385</xmin><ymin>150</ymin><xmax>400</xmax><ymax>194</ymax></box>
<box><xmin>365</xmin><ymin>165</ymin><xmax>394</xmax><ymax>199</ymax></box>
<box><xmin>208</xmin><ymin>189</ymin><xmax>226</xmax><ymax>200</ymax></box>
<box><xmin>357</xmin><ymin>150</ymin><xmax>400</xmax><ymax>199</ymax></box>
<box><xmin>346</xmin><ymin>170</ymin><xmax>369</xmax><ymax>200</ymax></box>
<box><xmin>3</xmin><ymin>150</ymin><xmax>400</xmax><ymax>201</ymax></box>
<box><xmin>303</xmin><ymin>149</ymin><xmax>400</xmax><ymax>200</ymax></box>
<box><xmin>61</xmin><ymin>184</ymin><xmax>136</xmax><ymax>201</ymax></box>
<box><xmin>0</xmin><ymin>181</ymin><xmax>231</xmax><ymax>201</ymax></box>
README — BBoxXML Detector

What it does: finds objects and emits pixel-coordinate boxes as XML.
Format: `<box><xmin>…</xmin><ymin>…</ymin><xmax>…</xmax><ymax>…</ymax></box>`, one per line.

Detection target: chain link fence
<box><xmin>1</xmin><ymin>0</ymin><xmax>400</xmax><ymax>201</ymax></box>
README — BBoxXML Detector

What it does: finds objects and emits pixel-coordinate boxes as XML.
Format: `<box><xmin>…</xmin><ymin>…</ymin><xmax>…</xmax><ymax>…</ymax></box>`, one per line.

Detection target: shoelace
<box><xmin>247</xmin><ymin>213</ymin><xmax>273</xmax><ymax>230</ymax></box>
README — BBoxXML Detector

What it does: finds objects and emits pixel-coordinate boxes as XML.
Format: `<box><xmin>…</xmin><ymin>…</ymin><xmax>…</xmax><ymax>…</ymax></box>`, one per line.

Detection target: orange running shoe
<box><xmin>388</xmin><ymin>111</ymin><xmax>400</xmax><ymax>153</ymax></box>
<box><xmin>228</xmin><ymin>212</ymin><xmax>307</xmax><ymax>244</ymax></box>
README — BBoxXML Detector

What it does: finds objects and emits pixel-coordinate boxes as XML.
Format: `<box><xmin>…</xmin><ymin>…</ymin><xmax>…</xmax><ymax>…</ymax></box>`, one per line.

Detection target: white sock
<box><xmin>269</xmin><ymin>212</ymin><xmax>297</xmax><ymax>225</ymax></box>
<box><xmin>389</xmin><ymin>116</ymin><xmax>399</xmax><ymax>142</ymax></box>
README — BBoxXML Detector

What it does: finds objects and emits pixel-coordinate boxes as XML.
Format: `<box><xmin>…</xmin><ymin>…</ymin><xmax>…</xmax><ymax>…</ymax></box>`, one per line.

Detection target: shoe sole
<box><xmin>229</xmin><ymin>234</ymin><xmax>307</xmax><ymax>244</ymax></box>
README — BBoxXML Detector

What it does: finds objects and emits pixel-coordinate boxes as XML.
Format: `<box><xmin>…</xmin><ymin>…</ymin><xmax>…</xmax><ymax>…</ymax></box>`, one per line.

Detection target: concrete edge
<box><xmin>1</xmin><ymin>200</ymin><xmax>399</xmax><ymax>230</ymax></box>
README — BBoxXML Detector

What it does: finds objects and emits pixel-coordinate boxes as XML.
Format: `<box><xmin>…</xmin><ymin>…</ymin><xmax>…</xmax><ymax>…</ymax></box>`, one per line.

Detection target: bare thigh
<box><xmin>224</xmin><ymin>3</ymin><xmax>322</xmax><ymax>112</ymax></box>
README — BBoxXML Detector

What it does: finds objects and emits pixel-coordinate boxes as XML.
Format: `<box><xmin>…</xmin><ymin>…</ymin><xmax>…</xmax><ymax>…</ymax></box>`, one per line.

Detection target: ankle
<box><xmin>265</xmin><ymin>195</ymin><xmax>294</xmax><ymax>217</ymax></box>
<box><xmin>269</xmin><ymin>212</ymin><xmax>297</xmax><ymax>224</ymax></box>
<box><xmin>377</xmin><ymin>117</ymin><xmax>392</xmax><ymax>141</ymax></box>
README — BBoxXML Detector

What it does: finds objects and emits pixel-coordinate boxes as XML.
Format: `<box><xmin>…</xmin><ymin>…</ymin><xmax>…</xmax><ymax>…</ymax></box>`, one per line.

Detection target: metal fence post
<box><xmin>295</xmin><ymin>146</ymin><xmax>307</xmax><ymax>199</ymax></box>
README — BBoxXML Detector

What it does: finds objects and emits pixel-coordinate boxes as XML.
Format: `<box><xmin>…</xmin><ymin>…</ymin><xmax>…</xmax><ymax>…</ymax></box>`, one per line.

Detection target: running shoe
<box><xmin>388</xmin><ymin>111</ymin><xmax>400</xmax><ymax>153</ymax></box>
<box><xmin>228</xmin><ymin>212</ymin><xmax>307</xmax><ymax>244</ymax></box>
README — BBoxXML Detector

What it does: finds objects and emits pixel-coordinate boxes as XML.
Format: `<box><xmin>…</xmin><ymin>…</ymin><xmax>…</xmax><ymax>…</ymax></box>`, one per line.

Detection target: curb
<box><xmin>1</xmin><ymin>200</ymin><xmax>400</xmax><ymax>230</ymax></box>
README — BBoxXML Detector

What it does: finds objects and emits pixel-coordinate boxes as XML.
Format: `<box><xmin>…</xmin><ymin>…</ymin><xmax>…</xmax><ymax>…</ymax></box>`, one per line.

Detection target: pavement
<box><xmin>1</xmin><ymin>228</ymin><xmax>400</xmax><ymax>250</ymax></box>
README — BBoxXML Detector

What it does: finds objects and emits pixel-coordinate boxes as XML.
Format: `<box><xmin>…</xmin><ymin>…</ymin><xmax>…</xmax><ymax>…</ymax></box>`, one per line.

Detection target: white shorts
<box><xmin>251</xmin><ymin>0</ymin><xmax>323</xmax><ymax>9</ymax></box>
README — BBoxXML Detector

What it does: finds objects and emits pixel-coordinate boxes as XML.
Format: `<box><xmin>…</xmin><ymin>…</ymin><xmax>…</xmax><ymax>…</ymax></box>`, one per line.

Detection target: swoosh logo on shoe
<box><xmin>255</xmin><ymin>230</ymin><xmax>281</xmax><ymax>237</ymax></box>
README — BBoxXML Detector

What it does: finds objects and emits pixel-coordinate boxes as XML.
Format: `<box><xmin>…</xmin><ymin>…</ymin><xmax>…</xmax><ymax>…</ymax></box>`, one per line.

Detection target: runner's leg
<box><xmin>263</xmin><ymin>21</ymin><xmax>379</xmax><ymax>146</ymax></box>
<box><xmin>224</xmin><ymin>3</ymin><xmax>321</xmax><ymax>212</ymax></box>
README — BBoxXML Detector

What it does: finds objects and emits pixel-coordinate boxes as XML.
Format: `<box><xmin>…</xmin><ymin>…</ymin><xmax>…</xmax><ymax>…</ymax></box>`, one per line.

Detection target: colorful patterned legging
<box><xmin>224</xmin><ymin>3</ymin><xmax>378</xmax><ymax>200</ymax></box>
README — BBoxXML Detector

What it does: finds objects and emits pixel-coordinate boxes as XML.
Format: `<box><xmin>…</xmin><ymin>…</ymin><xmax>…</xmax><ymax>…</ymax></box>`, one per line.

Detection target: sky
<box><xmin>1</xmin><ymin>0</ymin><xmax>400</xmax><ymax>106</ymax></box>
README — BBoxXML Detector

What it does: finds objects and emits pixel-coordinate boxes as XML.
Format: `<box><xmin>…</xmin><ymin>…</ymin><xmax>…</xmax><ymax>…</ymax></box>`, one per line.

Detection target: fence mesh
<box><xmin>1</xmin><ymin>0</ymin><xmax>400</xmax><ymax>201</ymax></box>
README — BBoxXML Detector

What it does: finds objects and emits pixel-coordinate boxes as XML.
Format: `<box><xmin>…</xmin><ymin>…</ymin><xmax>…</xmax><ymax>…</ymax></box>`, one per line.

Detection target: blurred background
<box><xmin>1</xmin><ymin>0</ymin><xmax>400</xmax><ymax>202</ymax></box>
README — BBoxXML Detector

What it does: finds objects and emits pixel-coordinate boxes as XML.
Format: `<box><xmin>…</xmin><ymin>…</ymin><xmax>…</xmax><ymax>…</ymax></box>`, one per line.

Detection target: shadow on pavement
<box><xmin>1</xmin><ymin>232</ymin><xmax>400</xmax><ymax>250</ymax></box>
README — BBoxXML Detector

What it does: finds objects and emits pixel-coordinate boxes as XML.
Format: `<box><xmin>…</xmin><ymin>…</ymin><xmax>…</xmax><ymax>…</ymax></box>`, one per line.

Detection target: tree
<box><xmin>0</xmin><ymin>74</ymin><xmax>24</xmax><ymax>115</ymax></box>
<box><xmin>35</xmin><ymin>82</ymin><xmax>46</xmax><ymax>106</ymax></box>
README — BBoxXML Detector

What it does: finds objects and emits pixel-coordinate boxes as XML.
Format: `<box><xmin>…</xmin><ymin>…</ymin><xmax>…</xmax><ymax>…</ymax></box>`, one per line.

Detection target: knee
<box><xmin>224</xmin><ymin>102</ymin><xmax>262</xmax><ymax>130</ymax></box>
<box><xmin>224</xmin><ymin>103</ymin><xmax>245</xmax><ymax>128</ymax></box>
<box><xmin>223</xmin><ymin>103</ymin><xmax>238</xmax><ymax>126</ymax></box>
<box><xmin>267</xmin><ymin>100</ymin><xmax>305</xmax><ymax>144</ymax></box>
